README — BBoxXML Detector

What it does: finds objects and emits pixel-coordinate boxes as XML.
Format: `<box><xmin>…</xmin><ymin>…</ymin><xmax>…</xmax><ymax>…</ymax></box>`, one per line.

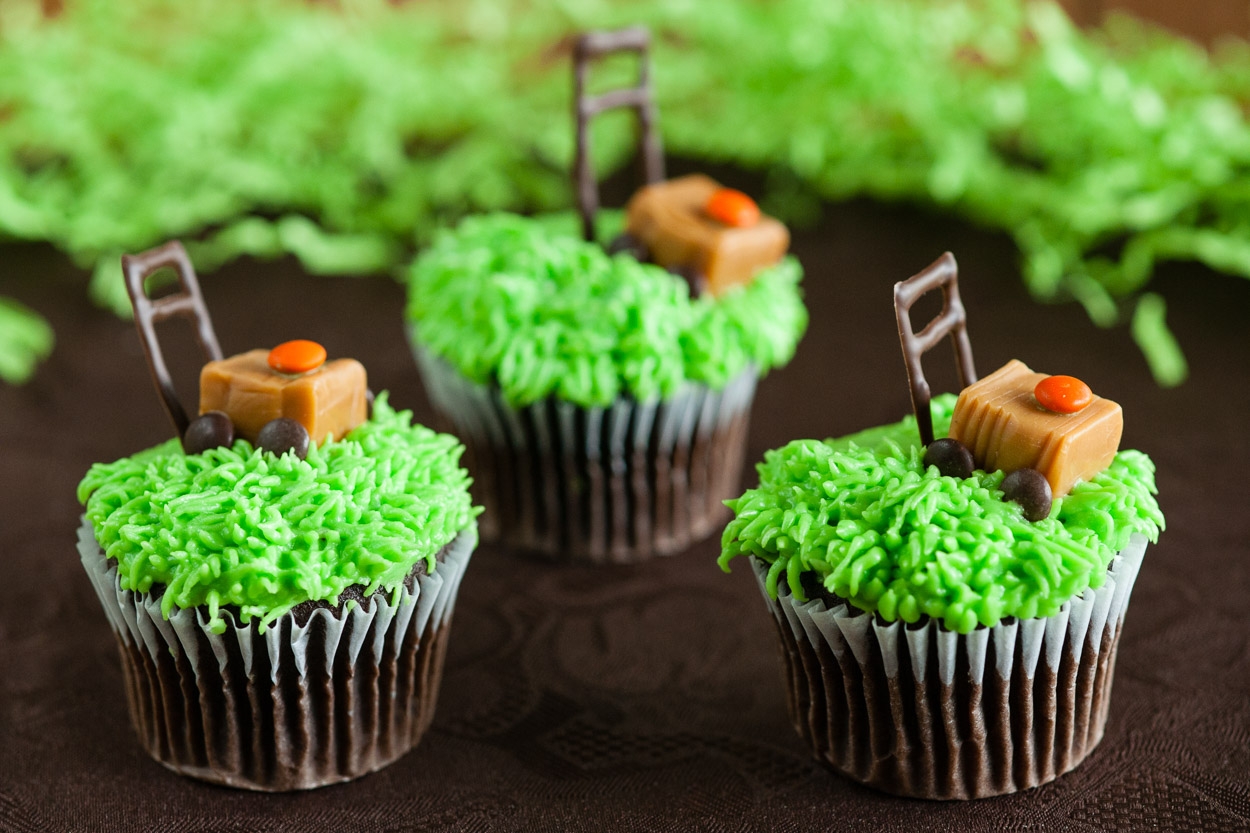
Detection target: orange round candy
<box><xmin>268</xmin><ymin>340</ymin><xmax>326</xmax><ymax>375</ymax></box>
<box><xmin>1034</xmin><ymin>375</ymin><xmax>1093</xmax><ymax>414</ymax></box>
<box><xmin>705</xmin><ymin>188</ymin><xmax>760</xmax><ymax>227</ymax></box>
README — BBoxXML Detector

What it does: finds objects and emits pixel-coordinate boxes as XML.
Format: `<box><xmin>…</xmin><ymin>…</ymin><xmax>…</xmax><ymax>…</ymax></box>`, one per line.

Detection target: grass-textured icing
<box><xmin>407</xmin><ymin>213</ymin><xmax>807</xmax><ymax>407</ymax></box>
<box><xmin>78</xmin><ymin>393</ymin><xmax>480</xmax><ymax>634</ymax></box>
<box><xmin>719</xmin><ymin>394</ymin><xmax>1164</xmax><ymax>633</ymax></box>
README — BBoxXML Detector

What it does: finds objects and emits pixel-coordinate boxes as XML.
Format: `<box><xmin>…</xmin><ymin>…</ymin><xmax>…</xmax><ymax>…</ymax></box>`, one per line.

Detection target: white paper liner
<box><xmin>411</xmin><ymin>336</ymin><xmax>757</xmax><ymax>563</ymax></box>
<box><xmin>751</xmin><ymin>533</ymin><xmax>1149</xmax><ymax>799</ymax></box>
<box><xmin>78</xmin><ymin>517</ymin><xmax>476</xmax><ymax>791</ymax></box>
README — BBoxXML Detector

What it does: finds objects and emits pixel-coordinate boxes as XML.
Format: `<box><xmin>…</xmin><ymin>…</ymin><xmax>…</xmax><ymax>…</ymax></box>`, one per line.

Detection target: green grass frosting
<box><xmin>78</xmin><ymin>393</ymin><xmax>480</xmax><ymax>634</ymax></box>
<box><xmin>406</xmin><ymin>213</ymin><xmax>807</xmax><ymax>407</ymax></box>
<box><xmin>719</xmin><ymin>394</ymin><xmax>1164</xmax><ymax>633</ymax></box>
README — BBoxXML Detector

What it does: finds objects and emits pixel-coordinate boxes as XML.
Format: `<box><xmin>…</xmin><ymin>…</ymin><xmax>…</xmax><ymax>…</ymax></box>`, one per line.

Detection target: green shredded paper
<box><xmin>407</xmin><ymin>213</ymin><xmax>807</xmax><ymax>407</ymax></box>
<box><xmin>2</xmin><ymin>0</ymin><xmax>1247</xmax><ymax>384</ymax></box>
<box><xmin>77</xmin><ymin>393</ymin><xmax>480</xmax><ymax>634</ymax></box>
<box><xmin>0</xmin><ymin>297</ymin><xmax>53</xmax><ymax>383</ymax></box>
<box><xmin>719</xmin><ymin>394</ymin><xmax>1164</xmax><ymax>633</ymax></box>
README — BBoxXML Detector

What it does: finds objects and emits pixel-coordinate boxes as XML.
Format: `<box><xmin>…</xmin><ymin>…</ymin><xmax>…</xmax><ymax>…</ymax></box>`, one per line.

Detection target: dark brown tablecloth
<box><xmin>2</xmin><ymin>193</ymin><xmax>1248</xmax><ymax>832</ymax></box>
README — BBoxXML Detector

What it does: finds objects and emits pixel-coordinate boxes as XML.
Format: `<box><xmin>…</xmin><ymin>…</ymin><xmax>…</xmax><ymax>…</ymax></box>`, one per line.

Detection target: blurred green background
<box><xmin>3</xmin><ymin>0</ymin><xmax>1250</xmax><ymax>384</ymax></box>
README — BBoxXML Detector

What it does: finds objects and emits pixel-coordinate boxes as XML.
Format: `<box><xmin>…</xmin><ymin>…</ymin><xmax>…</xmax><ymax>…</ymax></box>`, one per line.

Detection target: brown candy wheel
<box><xmin>183</xmin><ymin>411</ymin><xmax>234</xmax><ymax>455</ymax></box>
<box><xmin>256</xmin><ymin>418</ymin><xmax>311</xmax><ymax>460</ymax></box>
<box><xmin>606</xmin><ymin>232</ymin><xmax>649</xmax><ymax>262</ymax></box>
<box><xmin>668</xmin><ymin>263</ymin><xmax>706</xmax><ymax>297</ymax></box>
<box><xmin>923</xmin><ymin>438</ymin><xmax>975</xmax><ymax>479</ymax></box>
<box><xmin>1001</xmin><ymin>468</ymin><xmax>1053</xmax><ymax>522</ymax></box>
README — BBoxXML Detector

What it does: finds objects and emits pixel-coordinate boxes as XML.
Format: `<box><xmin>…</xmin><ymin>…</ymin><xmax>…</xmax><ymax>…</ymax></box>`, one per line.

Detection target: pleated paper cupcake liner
<box><xmin>413</xmin><ymin>342</ymin><xmax>757</xmax><ymax>563</ymax></box>
<box><xmin>750</xmin><ymin>532</ymin><xmax>1148</xmax><ymax>799</ymax></box>
<box><xmin>78</xmin><ymin>517</ymin><xmax>476</xmax><ymax>792</ymax></box>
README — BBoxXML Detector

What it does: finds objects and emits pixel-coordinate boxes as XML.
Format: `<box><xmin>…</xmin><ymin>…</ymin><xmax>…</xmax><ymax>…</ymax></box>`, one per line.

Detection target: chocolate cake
<box><xmin>406</xmin><ymin>28</ymin><xmax>808</xmax><ymax>563</ymax></box>
<box><xmin>76</xmin><ymin>240</ymin><xmax>481</xmax><ymax>791</ymax></box>
<box><xmin>718</xmin><ymin>253</ymin><xmax>1164</xmax><ymax>798</ymax></box>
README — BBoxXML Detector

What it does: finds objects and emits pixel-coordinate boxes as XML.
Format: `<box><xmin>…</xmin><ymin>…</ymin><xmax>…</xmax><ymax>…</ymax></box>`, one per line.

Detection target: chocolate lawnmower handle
<box><xmin>894</xmin><ymin>252</ymin><xmax>978</xmax><ymax>447</ymax></box>
<box><xmin>572</xmin><ymin>25</ymin><xmax>665</xmax><ymax>243</ymax></box>
<box><xmin>122</xmin><ymin>240</ymin><xmax>223</xmax><ymax>439</ymax></box>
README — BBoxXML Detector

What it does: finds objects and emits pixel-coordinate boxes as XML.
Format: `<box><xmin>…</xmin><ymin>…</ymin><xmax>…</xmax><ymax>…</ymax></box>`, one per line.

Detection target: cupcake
<box><xmin>718</xmin><ymin>253</ymin><xmax>1164</xmax><ymax>799</ymax></box>
<box><xmin>76</xmin><ymin>241</ymin><xmax>480</xmax><ymax>791</ymax></box>
<box><xmin>407</xmin><ymin>212</ymin><xmax>804</xmax><ymax>562</ymax></box>
<box><xmin>405</xmin><ymin>28</ymin><xmax>806</xmax><ymax>563</ymax></box>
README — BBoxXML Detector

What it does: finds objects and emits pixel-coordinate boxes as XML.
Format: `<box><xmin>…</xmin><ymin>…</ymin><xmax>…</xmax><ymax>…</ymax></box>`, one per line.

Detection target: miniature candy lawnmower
<box><xmin>572</xmin><ymin>27</ymin><xmax>789</xmax><ymax>296</ymax></box>
<box><xmin>121</xmin><ymin>241</ymin><xmax>370</xmax><ymax>459</ymax></box>
<box><xmin>894</xmin><ymin>252</ymin><xmax>1123</xmax><ymax>518</ymax></box>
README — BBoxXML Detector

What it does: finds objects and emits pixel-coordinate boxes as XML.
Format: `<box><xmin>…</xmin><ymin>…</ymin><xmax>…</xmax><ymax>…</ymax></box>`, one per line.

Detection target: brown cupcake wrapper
<box><xmin>78</xmin><ymin>517</ymin><xmax>476</xmax><ymax>791</ymax></box>
<box><xmin>413</xmin><ymin>340</ymin><xmax>757</xmax><ymax>563</ymax></box>
<box><xmin>750</xmin><ymin>533</ymin><xmax>1147</xmax><ymax>799</ymax></box>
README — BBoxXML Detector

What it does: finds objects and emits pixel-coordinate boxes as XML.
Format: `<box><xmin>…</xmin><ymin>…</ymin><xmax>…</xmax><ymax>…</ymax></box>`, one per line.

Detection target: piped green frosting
<box><xmin>719</xmin><ymin>394</ymin><xmax>1164</xmax><ymax>633</ymax></box>
<box><xmin>406</xmin><ymin>213</ymin><xmax>807</xmax><ymax>407</ymax></box>
<box><xmin>78</xmin><ymin>393</ymin><xmax>480</xmax><ymax>634</ymax></box>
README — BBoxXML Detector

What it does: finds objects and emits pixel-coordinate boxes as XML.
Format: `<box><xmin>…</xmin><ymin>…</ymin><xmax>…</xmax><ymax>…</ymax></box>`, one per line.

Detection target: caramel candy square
<box><xmin>948</xmin><ymin>360</ymin><xmax>1122</xmax><ymax>497</ymax></box>
<box><xmin>200</xmin><ymin>349</ymin><xmax>367</xmax><ymax>445</ymax></box>
<box><xmin>625</xmin><ymin>174</ymin><xmax>789</xmax><ymax>296</ymax></box>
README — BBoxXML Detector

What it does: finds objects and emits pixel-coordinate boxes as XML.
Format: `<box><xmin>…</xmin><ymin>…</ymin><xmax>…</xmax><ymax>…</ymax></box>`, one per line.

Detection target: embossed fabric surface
<box><xmin>1</xmin><ymin>181</ymin><xmax>1248</xmax><ymax>831</ymax></box>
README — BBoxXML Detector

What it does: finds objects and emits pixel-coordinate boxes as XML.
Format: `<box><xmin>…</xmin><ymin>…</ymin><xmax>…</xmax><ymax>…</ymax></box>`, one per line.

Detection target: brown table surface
<box><xmin>2</xmin><ymin>186</ymin><xmax>1248</xmax><ymax>832</ymax></box>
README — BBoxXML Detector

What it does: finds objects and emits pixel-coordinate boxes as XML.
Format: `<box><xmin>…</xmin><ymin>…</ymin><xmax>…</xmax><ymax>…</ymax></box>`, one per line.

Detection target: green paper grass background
<box><xmin>1</xmin><ymin>0</ymin><xmax>1246</xmax><ymax>384</ymax></box>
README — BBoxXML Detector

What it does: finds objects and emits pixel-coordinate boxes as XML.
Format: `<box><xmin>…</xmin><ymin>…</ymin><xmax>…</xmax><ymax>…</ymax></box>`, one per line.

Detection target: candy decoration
<box><xmin>267</xmin><ymin>340</ymin><xmax>326</xmax><ymax>375</ymax></box>
<box><xmin>1001</xmin><ymin>468</ymin><xmax>1053</xmax><ymax>522</ymax></box>
<box><xmin>893</xmin><ymin>252</ymin><xmax>977</xmax><ymax>447</ymax></box>
<box><xmin>628</xmin><ymin>174</ymin><xmax>788</xmax><ymax>296</ymax></box>
<box><xmin>705</xmin><ymin>188</ymin><xmax>760</xmax><ymax>227</ymax></box>
<box><xmin>183</xmin><ymin>411</ymin><xmax>234</xmax><ymax>455</ymax></box>
<box><xmin>667</xmin><ymin>262</ymin><xmax>705</xmax><ymax>297</ymax></box>
<box><xmin>203</xmin><ymin>349</ymin><xmax>367</xmax><ymax>445</ymax></box>
<box><xmin>1034</xmin><ymin>375</ymin><xmax>1094</xmax><ymax>414</ymax></box>
<box><xmin>606</xmin><ymin>232</ymin><xmax>649</xmax><ymax>262</ymax></box>
<box><xmin>951</xmin><ymin>360</ymin><xmax>1121</xmax><ymax>498</ymax></box>
<box><xmin>572</xmin><ymin>27</ymin><xmax>663</xmax><ymax>243</ymax></box>
<box><xmin>257</xmin><ymin>417</ymin><xmax>311</xmax><ymax>460</ymax></box>
<box><xmin>121</xmin><ymin>240</ymin><xmax>223</xmax><ymax>439</ymax></box>
<box><xmin>924</xmin><ymin>437</ymin><xmax>975</xmax><ymax>479</ymax></box>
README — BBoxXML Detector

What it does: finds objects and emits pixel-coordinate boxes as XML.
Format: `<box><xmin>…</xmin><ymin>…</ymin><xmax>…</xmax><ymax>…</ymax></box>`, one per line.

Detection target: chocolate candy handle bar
<box><xmin>572</xmin><ymin>26</ymin><xmax>664</xmax><ymax>242</ymax></box>
<box><xmin>894</xmin><ymin>252</ymin><xmax>977</xmax><ymax>446</ymax></box>
<box><xmin>122</xmin><ymin>240</ymin><xmax>222</xmax><ymax>438</ymax></box>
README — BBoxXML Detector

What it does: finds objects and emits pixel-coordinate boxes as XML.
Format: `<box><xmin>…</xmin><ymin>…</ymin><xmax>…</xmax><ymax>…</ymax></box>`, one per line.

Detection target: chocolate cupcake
<box><xmin>405</xmin><ymin>28</ymin><xmax>807</xmax><ymax>563</ymax></box>
<box><xmin>76</xmin><ymin>241</ymin><xmax>480</xmax><ymax>790</ymax></box>
<box><xmin>718</xmin><ymin>254</ymin><xmax>1164</xmax><ymax>799</ymax></box>
<box><xmin>407</xmin><ymin>212</ymin><xmax>804</xmax><ymax>562</ymax></box>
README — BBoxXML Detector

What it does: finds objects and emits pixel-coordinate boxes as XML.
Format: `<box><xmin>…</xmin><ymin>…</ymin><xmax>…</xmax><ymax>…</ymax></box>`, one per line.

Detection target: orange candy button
<box><xmin>1034</xmin><ymin>375</ymin><xmax>1093</xmax><ymax>414</ymax></box>
<box><xmin>705</xmin><ymin>188</ymin><xmax>760</xmax><ymax>227</ymax></box>
<box><xmin>268</xmin><ymin>340</ymin><xmax>327</xmax><ymax>375</ymax></box>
